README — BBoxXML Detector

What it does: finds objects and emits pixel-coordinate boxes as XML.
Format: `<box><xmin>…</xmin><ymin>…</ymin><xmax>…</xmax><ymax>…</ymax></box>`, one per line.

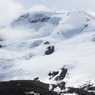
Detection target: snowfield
<box><xmin>0</xmin><ymin>9</ymin><xmax>95</xmax><ymax>90</ymax></box>
<box><xmin>64</xmin><ymin>94</ymin><xmax>77</xmax><ymax>95</ymax></box>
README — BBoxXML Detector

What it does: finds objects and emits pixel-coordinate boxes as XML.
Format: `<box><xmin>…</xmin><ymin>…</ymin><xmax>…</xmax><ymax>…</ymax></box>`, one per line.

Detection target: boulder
<box><xmin>45</xmin><ymin>46</ymin><xmax>54</xmax><ymax>55</ymax></box>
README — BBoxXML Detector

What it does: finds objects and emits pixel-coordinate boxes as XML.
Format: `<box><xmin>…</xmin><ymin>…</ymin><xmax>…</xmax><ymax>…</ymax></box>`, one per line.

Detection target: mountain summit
<box><xmin>0</xmin><ymin>9</ymin><xmax>95</xmax><ymax>94</ymax></box>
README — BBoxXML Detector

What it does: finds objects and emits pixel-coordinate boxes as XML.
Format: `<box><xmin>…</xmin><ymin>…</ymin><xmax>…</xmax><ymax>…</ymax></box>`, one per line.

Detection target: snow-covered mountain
<box><xmin>0</xmin><ymin>9</ymin><xmax>95</xmax><ymax>94</ymax></box>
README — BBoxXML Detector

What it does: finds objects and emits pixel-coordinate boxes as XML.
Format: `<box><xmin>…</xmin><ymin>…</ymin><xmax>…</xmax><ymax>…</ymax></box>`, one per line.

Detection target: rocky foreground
<box><xmin>0</xmin><ymin>80</ymin><xmax>95</xmax><ymax>95</ymax></box>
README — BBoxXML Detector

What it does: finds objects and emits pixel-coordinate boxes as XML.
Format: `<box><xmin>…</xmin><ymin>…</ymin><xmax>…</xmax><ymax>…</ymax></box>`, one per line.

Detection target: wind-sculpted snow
<box><xmin>0</xmin><ymin>9</ymin><xmax>95</xmax><ymax>93</ymax></box>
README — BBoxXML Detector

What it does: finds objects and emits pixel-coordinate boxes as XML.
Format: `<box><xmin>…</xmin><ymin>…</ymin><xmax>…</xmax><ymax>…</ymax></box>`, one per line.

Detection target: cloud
<box><xmin>0</xmin><ymin>27</ymin><xmax>33</xmax><ymax>41</ymax></box>
<box><xmin>26</xmin><ymin>5</ymin><xmax>50</xmax><ymax>13</ymax></box>
<box><xmin>0</xmin><ymin>0</ymin><xmax>23</xmax><ymax>26</ymax></box>
<box><xmin>15</xmin><ymin>0</ymin><xmax>95</xmax><ymax>11</ymax></box>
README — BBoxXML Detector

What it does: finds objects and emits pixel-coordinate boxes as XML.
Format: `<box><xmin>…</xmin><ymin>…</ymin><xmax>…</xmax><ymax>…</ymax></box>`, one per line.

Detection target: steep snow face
<box><xmin>0</xmin><ymin>10</ymin><xmax>95</xmax><ymax>90</ymax></box>
<box><xmin>51</xmin><ymin>10</ymin><xmax>95</xmax><ymax>39</ymax></box>
<box><xmin>11</xmin><ymin>11</ymin><xmax>63</xmax><ymax>30</ymax></box>
<box><xmin>64</xmin><ymin>94</ymin><xmax>77</xmax><ymax>95</ymax></box>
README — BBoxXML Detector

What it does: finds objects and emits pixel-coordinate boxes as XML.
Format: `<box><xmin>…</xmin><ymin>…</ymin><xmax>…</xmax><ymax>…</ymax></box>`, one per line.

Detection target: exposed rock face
<box><xmin>48</xmin><ymin>71</ymin><xmax>59</xmax><ymax>80</ymax></box>
<box><xmin>33</xmin><ymin>77</ymin><xmax>39</xmax><ymax>81</ymax></box>
<box><xmin>48</xmin><ymin>67</ymin><xmax>68</xmax><ymax>93</ymax></box>
<box><xmin>66</xmin><ymin>87</ymin><xmax>95</xmax><ymax>95</ymax></box>
<box><xmin>45</xmin><ymin>46</ymin><xmax>54</xmax><ymax>55</ymax></box>
<box><xmin>79</xmin><ymin>81</ymin><xmax>95</xmax><ymax>91</ymax></box>
<box><xmin>50</xmin><ymin>82</ymin><xmax>66</xmax><ymax>91</ymax></box>
<box><xmin>48</xmin><ymin>67</ymin><xmax>68</xmax><ymax>81</ymax></box>
<box><xmin>28</xmin><ymin>13</ymin><xmax>50</xmax><ymax>23</ymax></box>
<box><xmin>0</xmin><ymin>80</ymin><xmax>95</xmax><ymax>95</ymax></box>
<box><xmin>0</xmin><ymin>45</ymin><xmax>2</xmax><ymax>48</ymax></box>
<box><xmin>48</xmin><ymin>67</ymin><xmax>95</xmax><ymax>95</ymax></box>
<box><xmin>43</xmin><ymin>41</ymin><xmax>50</xmax><ymax>45</ymax></box>
<box><xmin>0</xmin><ymin>80</ymin><xmax>58</xmax><ymax>95</ymax></box>
<box><xmin>11</xmin><ymin>12</ymin><xmax>51</xmax><ymax>28</ymax></box>
<box><xmin>55</xmin><ymin>67</ymin><xmax>67</xmax><ymax>81</ymax></box>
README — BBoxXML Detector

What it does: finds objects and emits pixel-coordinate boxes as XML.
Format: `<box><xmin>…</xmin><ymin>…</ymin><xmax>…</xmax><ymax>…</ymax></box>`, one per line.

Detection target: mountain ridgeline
<box><xmin>0</xmin><ymin>9</ymin><xmax>95</xmax><ymax>95</ymax></box>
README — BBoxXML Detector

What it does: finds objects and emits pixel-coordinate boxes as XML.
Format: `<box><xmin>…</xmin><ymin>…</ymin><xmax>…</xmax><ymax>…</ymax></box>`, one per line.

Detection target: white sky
<box><xmin>14</xmin><ymin>0</ymin><xmax>95</xmax><ymax>11</ymax></box>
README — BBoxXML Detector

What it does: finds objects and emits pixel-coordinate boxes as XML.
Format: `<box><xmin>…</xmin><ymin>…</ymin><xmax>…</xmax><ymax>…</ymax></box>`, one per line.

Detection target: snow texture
<box><xmin>0</xmin><ymin>9</ymin><xmax>95</xmax><ymax>90</ymax></box>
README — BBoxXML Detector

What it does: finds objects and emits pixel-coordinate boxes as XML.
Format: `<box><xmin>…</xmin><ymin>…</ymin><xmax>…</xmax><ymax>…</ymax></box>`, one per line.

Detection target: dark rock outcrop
<box><xmin>51</xmin><ymin>82</ymin><xmax>66</xmax><ymax>91</ymax></box>
<box><xmin>45</xmin><ymin>46</ymin><xmax>54</xmax><ymax>55</ymax></box>
<box><xmin>44</xmin><ymin>41</ymin><xmax>50</xmax><ymax>45</ymax></box>
<box><xmin>48</xmin><ymin>67</ymin><xmax>68</xmax><ymax>92</ymax></box>
<box><xmin>66</xmin><ymin>87</ymin><xmax>95</xmax><ymax>95</ymax></box>
<box><xmin>28</xmin><ymin>14</ymin><xmax>50</xmax><ymax>23</ymax></box>
<box><xmin>0</xmin><ymin>80</ymin><xmax>58</xmax><ymax>95</ymax></box>
<box><xmin>0</xmin><ymin>45</ymin><xmax>2</xmax><ymax>48</ymax></box>
<box><xmin>48</xmin><ymin>71</ymin><xmax>59</xmax><ymax>79</ymax></box>
<box><xmin>33</xmin><ymin>77</ymin><xmax>39</xmax><ymax>81</ymax></box>
<box><xmin>79</xmin><ymin>81</ymin><xmax>95</xmax><ymax>92</ymax></box>
<box><xmin>55</xmin><ymin>67</ymin><xmax>67</xmax><ymax>81</ymax></box>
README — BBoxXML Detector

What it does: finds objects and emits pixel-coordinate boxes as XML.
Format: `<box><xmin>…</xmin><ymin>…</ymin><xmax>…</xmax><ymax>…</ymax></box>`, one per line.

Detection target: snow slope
<box><xmin>0</xmin><ymin>9</ymin><xmax>95</xmax><ymax>91</ymax></box>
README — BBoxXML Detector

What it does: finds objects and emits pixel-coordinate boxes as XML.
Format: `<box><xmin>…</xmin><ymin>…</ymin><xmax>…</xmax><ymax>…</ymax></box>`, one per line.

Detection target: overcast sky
<box><xmin>14</xmin><ymin>0</ymin><xmax>95</xmax><ymax>11</ymax></box>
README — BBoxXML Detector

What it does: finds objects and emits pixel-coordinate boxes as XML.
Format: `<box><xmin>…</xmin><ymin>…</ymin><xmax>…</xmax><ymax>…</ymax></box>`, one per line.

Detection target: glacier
<box><xmin>0</xmin><ymin>9</ymin><xmax>95</xmax><ymax>93</ymax></box>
